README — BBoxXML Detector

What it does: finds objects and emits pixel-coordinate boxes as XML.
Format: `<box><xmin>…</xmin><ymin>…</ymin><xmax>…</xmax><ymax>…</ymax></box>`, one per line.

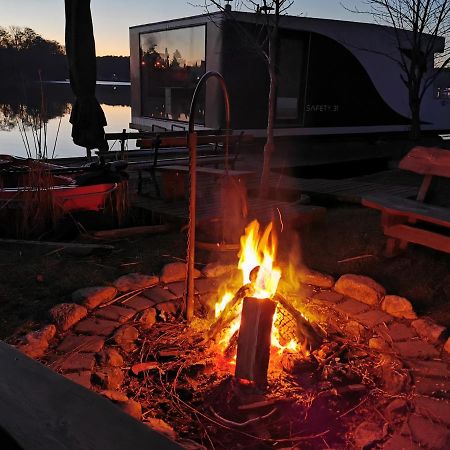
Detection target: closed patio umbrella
<box><xmin>64</xmin><ymin>0</ymin><xmax>108</xmax><ymax>154</ymax></box>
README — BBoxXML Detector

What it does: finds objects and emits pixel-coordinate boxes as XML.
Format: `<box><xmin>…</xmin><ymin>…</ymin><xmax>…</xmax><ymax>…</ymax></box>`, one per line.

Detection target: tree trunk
<box><xmin>259</xmin><ymin>30</ymin><xmax>278</xmax><ymax>198</ymax></box>
<box><xmin>409</xmin><ymin>94</ymin><xmax>421</xmax><ymax>142</ymax></box>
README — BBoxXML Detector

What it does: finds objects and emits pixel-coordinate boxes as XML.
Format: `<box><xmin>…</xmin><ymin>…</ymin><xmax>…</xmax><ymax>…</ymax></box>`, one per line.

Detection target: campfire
<box><xmin>16</xmin><ymin>214</ymin><xmax>445</xmax><ymax>449</ymax></box>
<box><xmin>210</xmin><ymin>220</ymin><xmax>321</xmax><ymax>388</ymax></box>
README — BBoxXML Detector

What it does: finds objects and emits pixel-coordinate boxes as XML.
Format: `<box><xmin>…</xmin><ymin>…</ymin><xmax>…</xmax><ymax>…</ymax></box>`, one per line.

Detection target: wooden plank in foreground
<box><xmin>0</xmin><ymin>342</ymin><xmax>181</xmax><ymax>450</ymax></box>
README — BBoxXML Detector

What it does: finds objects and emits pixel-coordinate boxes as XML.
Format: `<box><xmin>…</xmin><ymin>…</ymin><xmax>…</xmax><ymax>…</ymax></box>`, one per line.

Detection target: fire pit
<box><xmin>13</xmin><ymin>219</ymin><xmax>450</xmax><ymax>449</ymax></box>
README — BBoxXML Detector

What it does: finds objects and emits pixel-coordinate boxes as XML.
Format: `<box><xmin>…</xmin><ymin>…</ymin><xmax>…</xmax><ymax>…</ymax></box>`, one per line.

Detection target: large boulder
<box><xmin>335</xmin><ymin>274</ymin><xmax>385</xmax><ymax>305</ymax></box>
<box><xmin>49</xmin><ymin>303</ymin><xmax>88</xmax><ymax>331</ymax></box>
<box><xmin>113</xmin><ymin>273</ymin><xmax>158</xmax><ymax>293</ymax></box>
<box><xmin>298</xmin><ymin>268</ymin><xmax>334</xmax><ymax>288</ymax></box>
<box><xmin>72</xmin><ymin>286</ymin><xmax>117</xmax><ymax>310</ymax></box>
<box><xmin>411</xmin><ymin>317</ymin><xmax>447</xmax><ymax>344</ymax></box>
<box><xmin>16</xmin><ymin>324</ymin><xmax>57</xmax><ymax>359</ymax></box>
<box><xmin>113</xmin><ymin>325</ymin><xmax>139</xmax><ymax>353</ymax></box>
<box><xmin>160</xmin><ymin>262</ymin><xmax>201</xmax><ymax>283</ymax></box>
<box><xmin>381</xmin><ymin>295</ymin><xmax>417</xmax><ymax>320</ymax></box>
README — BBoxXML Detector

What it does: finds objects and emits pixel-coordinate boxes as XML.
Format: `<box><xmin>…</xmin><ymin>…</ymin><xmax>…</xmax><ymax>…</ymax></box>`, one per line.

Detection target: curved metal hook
<box><xmin>185</xmin><ymin>71</ymin><xmax>231</xmax><ymax>322</ymax></box>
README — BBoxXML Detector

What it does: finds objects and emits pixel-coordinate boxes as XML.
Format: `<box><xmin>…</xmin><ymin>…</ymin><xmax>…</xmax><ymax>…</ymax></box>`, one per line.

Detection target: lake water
<box><xmin>0</xmin><ymin>82</ymin><xmax>132</xmax><ymax>159</ymax></box>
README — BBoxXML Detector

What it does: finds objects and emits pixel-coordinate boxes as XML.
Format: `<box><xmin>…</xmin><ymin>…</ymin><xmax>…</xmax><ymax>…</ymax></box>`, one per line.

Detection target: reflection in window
<box><xmin>276</xmin><ymin>35</ymin><xmax>305</xmax><ymax>122</ymax></box>
<box><xmin>140</xmin><ymin>26</ymin><xmax>206</xmax><ymax>123</ymax></box>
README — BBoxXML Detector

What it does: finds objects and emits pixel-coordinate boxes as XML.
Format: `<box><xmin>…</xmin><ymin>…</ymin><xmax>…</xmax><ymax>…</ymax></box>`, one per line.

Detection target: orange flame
<box><xmin>238</xmin><ymin>220</ymin><xmax>281</xmax><ymax>299</ymax></box>
<box><xmin>214</xmin><ymin>220</ymin><xmax>301</xmax><ymax>361</ymax></box>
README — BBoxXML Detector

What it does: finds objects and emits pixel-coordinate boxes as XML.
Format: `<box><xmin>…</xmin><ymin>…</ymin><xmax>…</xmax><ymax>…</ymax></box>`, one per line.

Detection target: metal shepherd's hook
<box><xmin>184</xmin><ymin>71</ymin><xmax>231</xmax><ymax>322</ymax></box>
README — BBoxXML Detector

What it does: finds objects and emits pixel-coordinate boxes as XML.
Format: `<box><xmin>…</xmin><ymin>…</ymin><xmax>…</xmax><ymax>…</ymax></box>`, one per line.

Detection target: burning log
<box><xmin>274</xmin><ymin>293</ymin><xmax>323</xmax><ymax>351</ymax></box>
<box><xmin>207</xmin><ymin>285</ymin><xmax>251</xmax><ymax>341</ymax></box>
<box><xmin>235</xmin><ymin>297</ymin><xmax>277</xmax><ymax>389</ymax></box>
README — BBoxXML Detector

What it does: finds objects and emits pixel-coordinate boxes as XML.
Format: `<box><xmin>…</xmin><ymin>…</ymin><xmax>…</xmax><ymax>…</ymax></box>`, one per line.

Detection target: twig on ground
<box><xmin>210</xmin><ymin>406</ymin><xmax>277</xmax><ymax>428</ymax></box>
<box><xmin>337</xmin><ymin>254</ymin><xmax>375</xmax><ymax>263</ymax></box>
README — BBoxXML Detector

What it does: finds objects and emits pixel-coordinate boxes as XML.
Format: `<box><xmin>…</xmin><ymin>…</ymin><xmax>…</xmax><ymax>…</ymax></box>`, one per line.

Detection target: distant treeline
<box><xmin>0</xmin><ymin>26</ymin><xmax>130</xmax><ymax>84</ymax></box>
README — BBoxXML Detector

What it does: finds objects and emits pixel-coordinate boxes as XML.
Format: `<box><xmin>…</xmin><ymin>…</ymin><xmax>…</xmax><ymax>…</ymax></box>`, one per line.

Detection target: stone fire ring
<box><xmin>13</xmin><ymin>262</ymin><xmax>450</xmax><ymax>449</ymax></box>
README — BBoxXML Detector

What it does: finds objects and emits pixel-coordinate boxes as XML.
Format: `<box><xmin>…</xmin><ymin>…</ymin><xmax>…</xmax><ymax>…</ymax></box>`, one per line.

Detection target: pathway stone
<box><xmin>92</xmin><ymin>367</ymin><xmax>124</xmax><ymax>390</ymax></box>
<box><xmin>58</xmin><ymin>353</ymin><xmax>96</xmax><ymax>373</ymax></box>
<box><xmin>202</xmin><ymin>262</ymin><xmax>235</xmax><ymax>278</ymax></box>
<box><xmin>334</xmin><ymin>274</ymin><xmax>385</xmax><ymax>305</ymax></box>
<box><xmin>57</xmin><ymin>335</ymin><xmax>105</xmax><ymax>354</ymax></box>
<box><xmin>113</xmin><ymin>325</ymin><xmax>139</xmax><ymax>352</ymax></box>
<box><xmin>414</xmin><ymin>376</ymin><xmax>450</xmax><ymax>398</ymax></box>
<box><xmin>167</xmin><ymin>281</ymin><xmax>197</xmax><ymax>298</ymax></box>
<box><xmin>379</xmin><ymin>355</ymin><xmax>410</xmax><ymax>394</ymax></box>
<box><xmin>72</xmin><ymin>286</ymin><xmax>117</xmax><ymax>310</ymax></box>
<box><xmin>145</xmin><ymin>418</ymin><xmax>176</xmax><ymax>440</ymax></box>
<box><xmin>414</xmin><ymin>396</ymin><xmax>450</xmax><ymax>427</ymax></box>
<box><xmin>74</xmin><ymin>318</ymin><xmax>120</xmax><ymax>336</ymax></box>
<box><xmin>354</xmin><ymin>309</ymin><xmax>393</xmax><ymax>328</ymax></box>
<box><xmin>118</xmin><ymin>399</ymin><xmax>142</xmax><ymax>420</ymax></box>
<box><xmin>333</xmin><ymin>298</ymin><xmax>370</xmax><ymax>317</ymax></box>
<box><xmin>63</xmin><ymin>371</ymin><xmax>92</xmax><ymax>390</ymax></box>
<box><xmin>311</xmin><ymin>290</ymin><xmax>343</xmax><ymax>304</ymax></box>
<box><xmin>156</xmin><ymin>301</ymin><xmax>179</xmax><ymax>317</ymax></box>
<box><xmin>353</xmin><ymin>421</ymin><xmax>386</xmax><ymax>449</ymax></box>
<box><xmin>405</xmin><ymin>359</ymin><xmax>450</xmax><ymax>378</ymax></box>
<box><xmin>382</xmin><ymin>433</ymin><xmax>420</xmax><ymax>450</ymax></box>
<box><xmin>379</xmin><ymin>322</ymin><xmax>417</xmax><ymax>342</ymax></box>
<box><xmin>49</xmin><ymin>303</ymin><xmax>88</xmax><ymax>331</ymax></box>
<box><xmin>138</xmin><ymin>308</ymin><xmax>157</xmax><ymax>330</ymax></box>
<box><xmin>16</xmin><ymin>324</ymin><xmax>57</xmax><ymax>359</ymax></box>
<box><xmin>194</xmin><ymin>277</ymin><xmax>220</xmax><ymax>294</ymax></box>
<box><xmin>113</xmin><ymin>273</ymin><xmax>159</xmax><ymax>293</ymax></box>
<box><xmin>97</xmin><ymin>348</ymin><xmax>124</xmax><ymax>368</ymax></box>
<box><xmin>100</xmin><ymin>390</ymin><xmax>128</xmax><ymax>402</ymax></box>
<box><xmin>160</xmin><ymin>262</ymin><xmax>200</xmax><ymax>283</ymax></box>
<box><xmin>122</xmin><ymin>295</ymin><xmax>154</xmax><ymax>312</ymax></box>
<box><xmin>411</xmin><ymin>317</ymin><xmax>447</xmax><ymax>344</ymax></box>
<box><xmin>394</xmin><ymin>340</ymin><xmax>440</xmax><ymax>359</ymax></box>
<box><xmin>298</xmin><ymin>269</ymin><xmax>334</xmax><ymax>288</ymax></box>
<box><xmin>405</xmin><ymin>414</ymin><xmax>450</xmax><ymax>450</ymax></box>
<box><xmin>143</xmin><ymin>286</ymin><xmax>177</xmax><ymax>304</ymax></box>
<box><xmin>381</xmin><ymin>295</ymin><xmax>417</xmax><ymax>320</ymax></box>
<box><xmin>94</xmin><ymin>305</ymin><xmax>136</xmax><ymax>323</ymax></box>
<box><xmin>385</xmin><ymin>398</ymin><xmax>408</xmax><ymax>422</ymax></box>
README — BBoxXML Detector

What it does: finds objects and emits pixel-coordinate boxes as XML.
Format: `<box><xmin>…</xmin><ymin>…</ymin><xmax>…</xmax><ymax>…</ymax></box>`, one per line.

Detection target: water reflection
<box><xmin>0</xmin><ymin>82</ymin><xmax>131</xmax><ymax>158</ymax></box>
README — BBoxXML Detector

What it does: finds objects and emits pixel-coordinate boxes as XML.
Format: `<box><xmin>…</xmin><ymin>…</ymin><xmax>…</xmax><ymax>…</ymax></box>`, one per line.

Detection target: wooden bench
<box><xmin>362</xmin><ymin>146</ymin><xmax>450</xmax><ymax>255</ymax></box>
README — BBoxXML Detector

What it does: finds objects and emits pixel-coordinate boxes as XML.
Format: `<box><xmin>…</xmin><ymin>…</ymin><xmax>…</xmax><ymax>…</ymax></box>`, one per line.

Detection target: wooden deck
<box><xmin>133</xmin><ymin>194</ymin><xmax>325</xmax><ymax>225</ymax></box>
<box><xmin>248</xmin><ymin>170</ymin><xmax>420</xmax><ymax>203</ymax></box>
<box><xmin>131</xmin><ymin>168</ymin><xmax>420</xmax><ymax>224</ymax></box>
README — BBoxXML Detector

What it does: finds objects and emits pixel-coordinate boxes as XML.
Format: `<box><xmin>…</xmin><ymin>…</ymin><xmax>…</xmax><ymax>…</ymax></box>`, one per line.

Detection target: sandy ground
<box><xmin>1</xmin><ymin>202</ymin><xmax>449</xmax><ymax>341</ymax></box>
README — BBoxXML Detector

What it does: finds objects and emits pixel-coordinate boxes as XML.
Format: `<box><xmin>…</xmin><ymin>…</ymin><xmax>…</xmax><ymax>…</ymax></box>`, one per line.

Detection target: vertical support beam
<box><xmin>235</xmin><ymin>297</ymin><xmax>276</xmax><ymax>390</ymax></box>
<box><xmin>120</xmin><ymin>128</ymin><xmax>126</xmax><ymax>159</ymax></box>
<box><xmin>185</xmin><ymin>131</ymin><xmax>197</xmax><ymax>322</ymax></box>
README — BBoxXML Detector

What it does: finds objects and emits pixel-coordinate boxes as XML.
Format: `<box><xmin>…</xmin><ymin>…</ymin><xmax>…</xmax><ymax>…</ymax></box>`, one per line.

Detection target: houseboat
<box><xmin>129</xmin><ymin>10</ymin><xmax>450</xmax><ymax>137</ymax></box>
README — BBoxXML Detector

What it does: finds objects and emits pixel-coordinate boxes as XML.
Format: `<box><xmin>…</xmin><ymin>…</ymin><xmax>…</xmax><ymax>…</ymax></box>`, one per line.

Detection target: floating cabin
<box><xmin>129</xmin><ymin>10</ymin><xmax>450</xmax><ymax>137</ymax></box>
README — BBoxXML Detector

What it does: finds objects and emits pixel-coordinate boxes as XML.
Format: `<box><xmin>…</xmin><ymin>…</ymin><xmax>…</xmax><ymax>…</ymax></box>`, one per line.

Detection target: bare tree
<box><xmin>348</xmin><ymin>0</ymin><xmax>450</xmax><ymax>140</ymax></box>
<box><xmin>203</xmin><ymin>0</ymin><xmax>294</xmax><ymax>196</ymax></box>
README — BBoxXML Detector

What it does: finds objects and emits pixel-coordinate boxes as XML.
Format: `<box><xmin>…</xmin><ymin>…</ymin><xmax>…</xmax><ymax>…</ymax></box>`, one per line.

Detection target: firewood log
<box><xmin>207</xmin><ymin>284</ymin><xmax>251</xmax><ymax>341</ymax></box>
<box><xmin>274</xmin><ymin>293</ymin><xmax>323</xmax><ymax>351</ymax></box>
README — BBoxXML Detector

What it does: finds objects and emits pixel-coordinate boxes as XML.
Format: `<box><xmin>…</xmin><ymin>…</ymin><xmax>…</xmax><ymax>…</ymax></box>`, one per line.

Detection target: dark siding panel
<box><xmin>304</xmin><ymin>33</ymin><xmax>410</xmax><ymax>127</ymax></box>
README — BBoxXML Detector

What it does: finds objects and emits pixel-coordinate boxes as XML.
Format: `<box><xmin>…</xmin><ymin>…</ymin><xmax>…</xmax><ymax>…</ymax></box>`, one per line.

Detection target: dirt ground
<box><xmin>1</xmin><ymin>202</ymin><xmax>449</xmax><ymax>341</ymax></box>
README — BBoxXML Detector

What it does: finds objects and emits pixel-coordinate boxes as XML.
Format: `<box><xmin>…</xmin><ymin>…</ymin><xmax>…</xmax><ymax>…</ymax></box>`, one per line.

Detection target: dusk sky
<box><xmin>0</xmin><ymin>0</ymin><xmax>372</xmax><ymax>56</ymax></box>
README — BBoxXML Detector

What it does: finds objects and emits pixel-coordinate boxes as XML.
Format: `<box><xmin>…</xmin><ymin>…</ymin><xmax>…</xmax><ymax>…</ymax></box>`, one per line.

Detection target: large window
<box><xmin>140</xmin><ymin>26</ymin><xmax>206</xmax><ymax>123</ymax></box>
<box><xmin>276</xmin><ymin>33</ymin><xmax>307</xmax><ymax>124</ymax></box>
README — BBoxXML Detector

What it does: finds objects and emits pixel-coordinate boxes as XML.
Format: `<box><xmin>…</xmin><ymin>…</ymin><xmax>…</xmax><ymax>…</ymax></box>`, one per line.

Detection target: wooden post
<box><xmin>185</xmin><ymin>131</ymin><xmax>197</xmax><ymax>322</ymax></box>
<box><xmin>235</xmin><ymin>297</ymin><xmax>276</xmax><ymax>389</ymax></box>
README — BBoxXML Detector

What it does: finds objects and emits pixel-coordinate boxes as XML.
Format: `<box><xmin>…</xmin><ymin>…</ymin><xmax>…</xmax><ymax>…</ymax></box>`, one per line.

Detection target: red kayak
<box><xmin>0</xmin><ymin>155</ymin><xmax>121</xmax><ymax>213</ymax></box>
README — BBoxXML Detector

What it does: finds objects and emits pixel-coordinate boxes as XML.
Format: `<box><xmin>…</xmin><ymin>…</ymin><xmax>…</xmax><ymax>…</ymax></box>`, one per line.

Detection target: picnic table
<box><xmin>362</xmin><ymin>146</ymin><xmax>450</xmax><ymax>255</ymax></box>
